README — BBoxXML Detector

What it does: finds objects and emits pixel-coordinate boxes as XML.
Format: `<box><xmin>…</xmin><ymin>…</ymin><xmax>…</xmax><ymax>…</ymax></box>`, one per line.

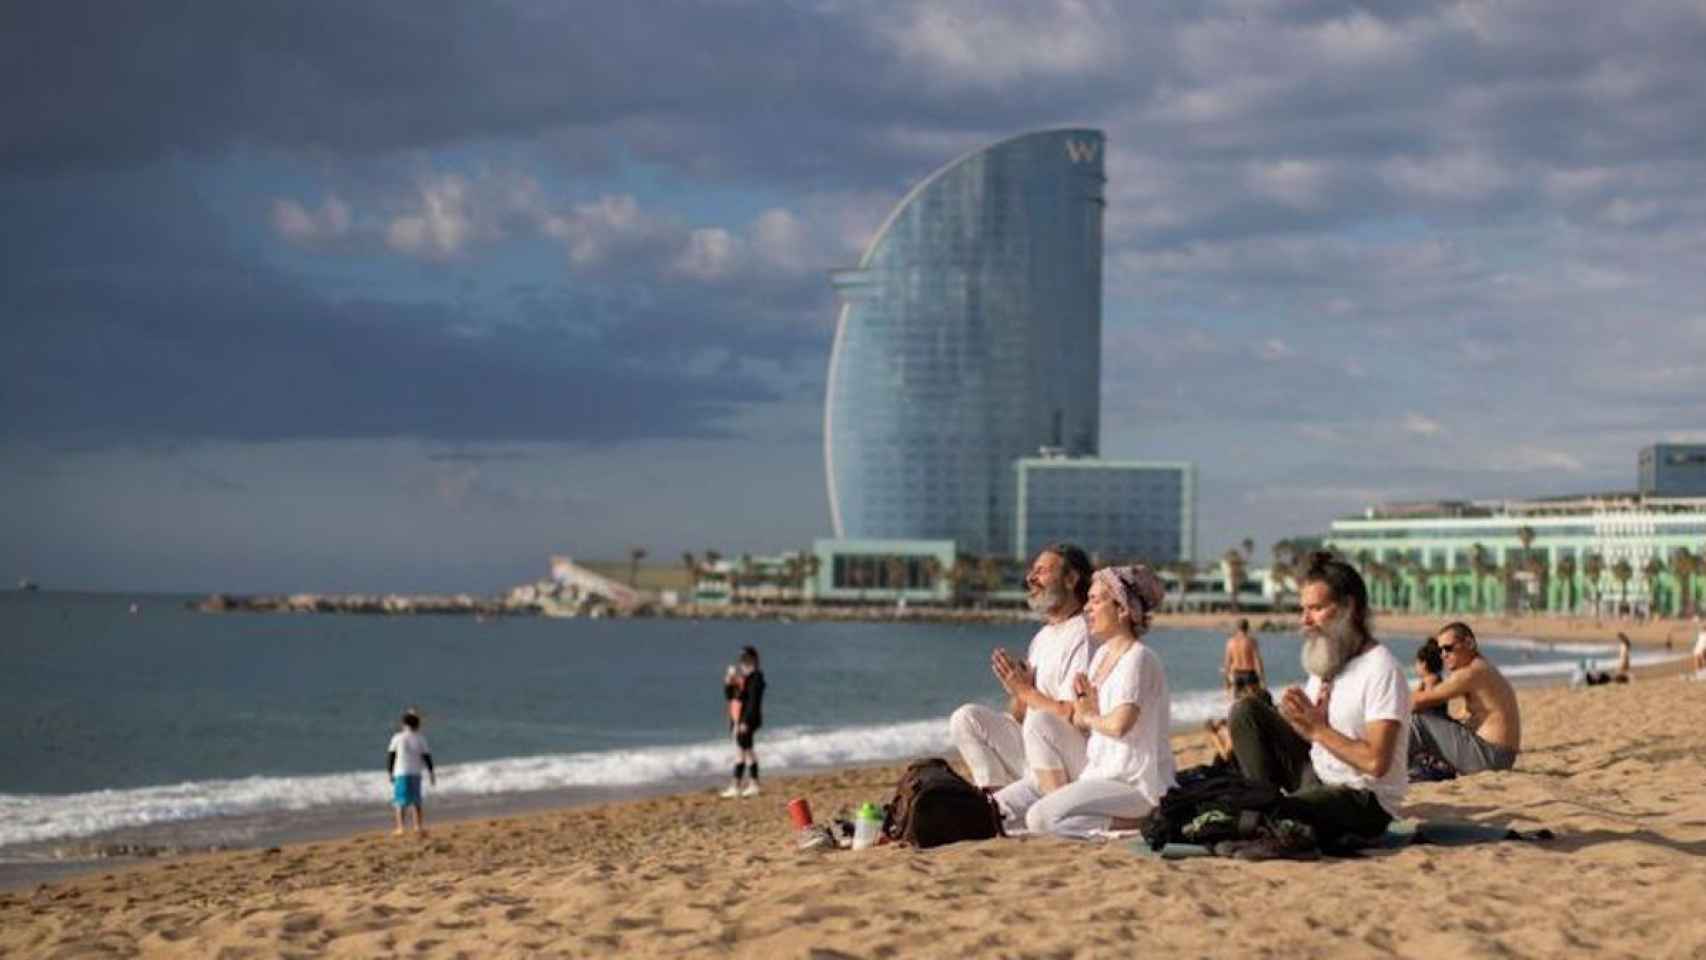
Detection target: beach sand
<box><xmin>5</xmin><ymin>662</ymin><xmax>1704</xmax><ymax>959</ymax></box>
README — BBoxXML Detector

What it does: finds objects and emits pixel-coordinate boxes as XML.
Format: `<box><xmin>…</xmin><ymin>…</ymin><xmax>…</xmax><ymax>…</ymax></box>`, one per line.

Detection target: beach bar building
<box><xmin>1325</xmin><ymin>494</ymin><xmax>1706</xmax><ymax>618</ymax></box>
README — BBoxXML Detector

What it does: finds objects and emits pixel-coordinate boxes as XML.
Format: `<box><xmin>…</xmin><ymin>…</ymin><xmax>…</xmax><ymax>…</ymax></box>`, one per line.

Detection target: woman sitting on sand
<box><xmin>1024</xmin><ymin>564</ymin><xmax>1176</xmax><ymax>839</ymax></box>
<box><xmin>1414</xmin><ymin>638</ymin><xmax>1450</xmax><ymax>718</ymax></box>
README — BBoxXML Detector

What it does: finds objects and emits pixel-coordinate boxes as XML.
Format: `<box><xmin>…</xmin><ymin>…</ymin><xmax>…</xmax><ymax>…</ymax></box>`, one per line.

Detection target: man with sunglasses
<box><xmin>1407</xmin><ymin>622</ymin><xmax>1521</xmax><ymax>775</ymax></box>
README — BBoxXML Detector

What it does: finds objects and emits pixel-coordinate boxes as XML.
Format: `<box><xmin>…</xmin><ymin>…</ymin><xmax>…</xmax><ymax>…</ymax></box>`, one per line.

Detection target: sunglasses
<box><xmin>1438</xmin><ymin>643</ymin><xmax>1463</xmax><ymax>654</ymax></box>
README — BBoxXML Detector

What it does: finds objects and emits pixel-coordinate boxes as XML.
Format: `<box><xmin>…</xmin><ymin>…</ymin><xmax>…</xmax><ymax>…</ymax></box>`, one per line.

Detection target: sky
<box><xmin>5</xmin><ymin>0</ymin><xmax>1706</xmax><ymax>594</ymax></box>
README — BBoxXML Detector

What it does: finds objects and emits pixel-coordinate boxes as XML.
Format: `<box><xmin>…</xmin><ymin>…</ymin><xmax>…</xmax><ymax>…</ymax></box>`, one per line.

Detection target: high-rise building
<box><xmin>1639</xmin><ymin>443</ymin><xmax>1706</xmax><ymax>497</ymax></box>
<box><xmin>1011</xmin><ymin>456</ymin><xmax>1196</xmax><ymax>565</ymax></box>
<box><xmin>823</xmin><ymin>129</ymin><xmax>1106</xmax><ymax>555</ymax></box>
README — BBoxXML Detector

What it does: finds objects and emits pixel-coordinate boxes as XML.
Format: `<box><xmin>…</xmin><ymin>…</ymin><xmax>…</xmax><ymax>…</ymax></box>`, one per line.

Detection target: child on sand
<box><xmin>387</xmin><ymin>708</ymin><xmax>437</xmax><ymax>835</ymax></box>
<box><xmin>723</xmin><ymin>664</ymin><xmax>744</xmax><ymax>731</ymax></box>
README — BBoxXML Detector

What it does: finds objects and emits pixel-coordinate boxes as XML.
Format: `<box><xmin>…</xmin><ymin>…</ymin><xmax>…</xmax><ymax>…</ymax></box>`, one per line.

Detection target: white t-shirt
<box><xmin>388</xmin><ymin>730</ymin><xmax>431</xmax><ymax>777</ymax></box>
<box><xmin>1304</xmin><ymin>644</ymin><xmax>1411</xmax><ymax>816</ymax></box>
<box><xmin>1082</xmin><ymin>642</ymin><xmax>1176</xmax><ymax>805</ymax></box>
<box><xmin>1027</xmin><ymin>615</ymin><xmax>1093</xmax><ymax>702</ymax></box>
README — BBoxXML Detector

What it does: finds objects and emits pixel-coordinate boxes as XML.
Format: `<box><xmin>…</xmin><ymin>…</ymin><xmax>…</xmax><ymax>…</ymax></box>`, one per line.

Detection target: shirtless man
<box><xmin>1408</xmin><ymin>622</ymin><xmax>1521</xmax><ymax>775</ymax></box>
<box><xmin>1693</xmin><ymin>616</ymin><xmax>1706</xmax><ymax>676</ymax></box>
<box><xmin>1222</xmin><ymin>618</ymin><xmax>1266</xmax><ymax>698</ymax></box>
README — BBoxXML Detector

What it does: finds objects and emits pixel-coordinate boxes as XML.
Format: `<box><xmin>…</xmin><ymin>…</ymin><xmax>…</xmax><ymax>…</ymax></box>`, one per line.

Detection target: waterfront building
<box><xmin>1640</xmin><ymin>443</ymin><xmax>1706</xmax><ymax>497</ymax></box>
<box><xmin>824</xmin><ymin>129</ymin><xmax>1106</xmax><ymax>555</ymax></box>
<box><xmin>1010</xmin><ymin>455</ymin><xmax>1195</xmax><ymax>565</ymax></box>
<box><xmin>808</xmin><ymin>538</ymin><xmax>959</xmax><ymax>605</ymax></box>
<box><xmin>1325</xmin><ymin>495</ymin><xmax>1706</xmax><ymax>617</ymax></box>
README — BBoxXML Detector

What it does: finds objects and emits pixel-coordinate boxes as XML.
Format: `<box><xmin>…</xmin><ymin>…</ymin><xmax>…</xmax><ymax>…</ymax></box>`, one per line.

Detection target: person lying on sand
<box><xmin>1408</xmin><ymin>622</ymin><xmax>1521</xmax><ymax>776</ymax></box>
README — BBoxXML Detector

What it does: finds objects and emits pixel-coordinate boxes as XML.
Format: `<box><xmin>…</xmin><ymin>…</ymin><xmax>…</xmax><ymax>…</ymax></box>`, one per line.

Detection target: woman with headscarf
<box><xmin>1024</xmin><ymin>564</ymin><xmax>1177</xmax><ymax>839</ymax></box>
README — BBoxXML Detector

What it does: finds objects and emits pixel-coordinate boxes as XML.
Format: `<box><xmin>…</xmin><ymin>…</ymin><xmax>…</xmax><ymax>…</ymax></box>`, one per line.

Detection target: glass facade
<box><xmin>1640</xmin><ymin>443</ymin><xmax>1706</xmax><ymax>497</ymax></box>
<box><xmin>824</xmin><ymin>129</ymin><xmax>1105</xmax><ymax>555</ymax></box>
<box><xmin>1013</xmin><ymin>459</ymin><xmax>1194</xmax><ymax>564</ymax></box>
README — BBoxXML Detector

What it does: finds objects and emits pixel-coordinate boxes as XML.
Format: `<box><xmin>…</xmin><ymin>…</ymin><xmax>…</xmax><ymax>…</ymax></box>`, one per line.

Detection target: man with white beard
<box><xmin>1225</xmin><ymin>552</ymin><xmax>1410</xmax><ymax>847</ymax></box>
<box><xmin>949</xmin><ymin>544</ymin><xmax>1095</xmax><ymax>828</ymax></box>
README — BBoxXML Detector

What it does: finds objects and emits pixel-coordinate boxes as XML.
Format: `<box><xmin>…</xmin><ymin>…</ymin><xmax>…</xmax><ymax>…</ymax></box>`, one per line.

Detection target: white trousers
<box><xmin>952</xmin><ymin>704</ymin><xmax>1089</xmax><ymax>830</ymax></box>
<box><xmin>1025</xmin><ymin>778</ymin><xmax>1156</xmax><ymax>839</ymax></box>
<box><xmin>949</xmin><ymin>704</ymin><xmax>1088</xmax><ymax>787</ymax></box>
<box><xmin>949</xmin><ymin>703</ymin><xmax>1025</xmax><ymax>787</ymax></box>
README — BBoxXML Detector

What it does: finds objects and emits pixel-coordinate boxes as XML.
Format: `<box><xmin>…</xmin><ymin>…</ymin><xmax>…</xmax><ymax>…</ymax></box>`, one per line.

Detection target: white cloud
<box><xmin>1381</xmin><ymin>151</ymin><xmax>1513</xmax><ymax>203</ymax></box>
<box><xmin>271</xmin><ymin>195</ymin><xmax>350</xmax><ymax>245</ymax></box>
<box><xmin>1483</xmin><ymin>444</ymin><xmax>1587</xmax><ymax>474</ymax></box>
<box><xmin>1402</xmin><ymin>412</ymin><xmax>1444</xmax><ymax>437</ymax></box>
<box><xmin>671</xmin><ymin>227</ymin><xmax>742</xmax><ymax>280</ymax></box>
<box><xmin>877</xmin><ymin>0</ymin><xmax>1122</xmax><ymax>89</ymax></box>
<box><xmin>1246</xmin><ymin>159</ymin><xmax>1328</xmax><ymax>209</ymax></box>
<box><xmin>541</xmin><ymin>194</ymin><xmax>671</xmax><ymax>267</ymax></box>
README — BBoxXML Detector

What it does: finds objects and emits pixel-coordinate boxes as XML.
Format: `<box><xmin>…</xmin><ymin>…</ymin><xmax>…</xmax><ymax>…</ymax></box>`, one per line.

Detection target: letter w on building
<box><xmin>1065</xmin><ymin>140</ymin><xmax>1099</xmax><ymax>164</ymax></box>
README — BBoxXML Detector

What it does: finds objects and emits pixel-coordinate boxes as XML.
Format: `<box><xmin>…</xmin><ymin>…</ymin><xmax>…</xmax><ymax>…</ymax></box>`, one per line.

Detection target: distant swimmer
<box><xmin>1408</xmin><ymin>623</ymin><xmax>1521</xmax><ymax>776</ymax></box>
<box><xmin>1222</xmin><ymin>617</ymin><xmax>1266</xmax><ymax>699</ymax></box>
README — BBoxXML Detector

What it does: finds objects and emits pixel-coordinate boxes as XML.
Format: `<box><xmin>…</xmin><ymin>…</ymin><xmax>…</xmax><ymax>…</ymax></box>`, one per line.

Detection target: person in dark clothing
<box><xmin>721</xmin><ymin>646</ymin><xmax>767</xmax><ymax>798</ymax></box>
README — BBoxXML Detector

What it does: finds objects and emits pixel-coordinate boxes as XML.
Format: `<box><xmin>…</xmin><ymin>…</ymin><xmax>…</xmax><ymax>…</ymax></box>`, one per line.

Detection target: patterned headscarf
<box><xmin>1092</xmin><ymin>564</ymin><xmax>1167</xmax><ymax>633</ymax></box>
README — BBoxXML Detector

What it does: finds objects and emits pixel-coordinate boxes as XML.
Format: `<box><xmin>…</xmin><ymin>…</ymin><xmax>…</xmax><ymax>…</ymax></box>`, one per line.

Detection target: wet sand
<box><xmin>5</xmin><ymin>660</ymin><xmax>1704</xmax><ymax>958</ymax></box>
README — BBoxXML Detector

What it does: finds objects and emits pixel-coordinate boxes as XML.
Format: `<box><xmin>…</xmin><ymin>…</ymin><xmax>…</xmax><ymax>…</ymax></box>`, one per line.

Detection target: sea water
<box><xmin>0</xmin><ymin>590</ymin><xmax>1643</xmax><ymax>864</ymax></box>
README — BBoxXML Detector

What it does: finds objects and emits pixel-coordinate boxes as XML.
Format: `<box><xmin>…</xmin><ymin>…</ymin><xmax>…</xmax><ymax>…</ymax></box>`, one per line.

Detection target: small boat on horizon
<box><xmin>17</xmin><ymin>578</ymin><xmax>38</xmax><ymax>592</ymax></box>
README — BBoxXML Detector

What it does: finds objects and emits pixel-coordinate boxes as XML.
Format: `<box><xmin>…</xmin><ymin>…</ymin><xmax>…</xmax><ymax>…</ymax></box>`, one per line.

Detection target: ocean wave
<box><xmin>0</xmin><ymin>690</ymin><xmax>1253</xmax><ymax>848</ymax></box>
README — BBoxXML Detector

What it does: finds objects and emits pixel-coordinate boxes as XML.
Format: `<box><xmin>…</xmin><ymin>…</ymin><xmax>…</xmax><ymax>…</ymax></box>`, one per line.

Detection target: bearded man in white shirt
<box><xmin>949</xmin><ymin>543</ymin><xmax>1095</xmax><ymax>827</ymax></box>
<box><xmin>1225</xmin><ymin>552</ymin><xmax>1410</xmax><ymax>848</ymax></box>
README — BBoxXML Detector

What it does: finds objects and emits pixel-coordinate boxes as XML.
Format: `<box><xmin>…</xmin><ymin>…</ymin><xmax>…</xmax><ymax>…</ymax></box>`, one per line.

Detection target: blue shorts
<box><xmin>392</xmin><ymin>774</ymin><xmax>423</xmax><ymax>808</ymax></box>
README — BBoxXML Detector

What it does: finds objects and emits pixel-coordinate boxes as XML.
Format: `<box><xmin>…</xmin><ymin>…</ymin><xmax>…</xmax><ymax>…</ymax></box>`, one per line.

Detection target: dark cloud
<box><xmin>0</xmin><ymin>167</ymin><xmax>790</xmax><ymax>445</ymax></box>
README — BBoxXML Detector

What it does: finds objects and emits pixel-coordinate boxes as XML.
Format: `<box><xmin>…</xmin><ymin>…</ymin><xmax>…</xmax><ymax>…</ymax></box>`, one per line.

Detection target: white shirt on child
<box><xmin>1081</xmin><ymin>642</ymin><xmax>1176</xmax><ymax>806</ymax></box>
<box><xmin>1304</xmin><ymin>643</ymin><xmax>1411</xmax><ymax>816</ymax></box>
<box><xmin>1027</xmin><ymin>615</ymin><xmax>1094</xmax><ymax>702</ymax></box>
<box><xmin>388</xmin><ymin>730</ymin><xmax>431</xmax><ymax>777</ymax></box>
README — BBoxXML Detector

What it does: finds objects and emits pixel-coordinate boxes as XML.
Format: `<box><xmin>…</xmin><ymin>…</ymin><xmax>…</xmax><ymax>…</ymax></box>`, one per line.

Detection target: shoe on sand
<box><xmin>740</xmin><ymin>782</ymin><xmax>761</xmax><ymax>797</ymax></box>
<box><xmin>719</xmin><ymin>785</ymin><xmax>741</xmax><ymax>798</ymax></box>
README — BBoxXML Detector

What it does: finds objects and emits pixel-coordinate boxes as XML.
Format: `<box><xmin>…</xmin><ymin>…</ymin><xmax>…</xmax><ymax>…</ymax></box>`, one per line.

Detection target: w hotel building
<box><xmin>819</xmin><ymin>130</ymin><xmax>1193</xmax><ymax>589</ymax></box>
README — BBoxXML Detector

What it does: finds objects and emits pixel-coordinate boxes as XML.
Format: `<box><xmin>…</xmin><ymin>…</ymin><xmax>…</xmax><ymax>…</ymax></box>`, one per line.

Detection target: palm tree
<box><xmin>627</xmin><ymin>546</ymin><xmax>648</xmax><ymax>588</ymax></box>
<box><xmin>734</xmin><ymin>553</ymin><xmax>755</xmax><ymax>606</ymax></box>
<box><xmin>976</xmin><ymin>556</ymin><xmax>1002</xmax><ymax>607</ymax></box>
<box><xmin>947</xmin><ymin>556</ymin><xmax>974</xmax><ymax>607</ymax></box>
<box><xmin>1169</xmin><ymin>561</ymin><xmax>1197</xmax><ymax>611</ymax></box>
<box><xmin>1470</xmin><ymin>543</ymin><xmax>1494</xmax><ymax>614</ymax></box>
<box><xmin>1241</xmin><ymin>537</ymin><xmax>1255</xmax><ymax>560</ymax></box>
<box><xmin>1640</xmin><ymin>556</ymin><xmax>1663</xmax><ymax>618</ymax></box>
<box><xmin>1611</xmin><ymin>558</ymin><xmax>1634</xmax><ymax>617</ymax></box>
<box><xmin>1555</xmin><ymin>553</ymin><xmax>1578</xmax><ymax>615</ymax></box>
<box><xmin>885</xmin><ymin>555</ymin><xmax>910</xmax><ymax>599</ymax></box>
<box><xmin>1412</xmin><ymin>563</ymin><xmax>1434</xmax><ymax>614</ymax></box>
<box><xmin>1523</xmin><ymin>552</ymin><xmax>1548</xmax><ymax>615</ymax></box>
<box><xmin>1582</xmin><ymin>552</ymin><xmax>1604</xmax><ymax>617</ymax></box>
<box><xmin>782</xmin><ymin>552</ymin><xmax>802</xmax><ymax>605</ymax></box>
<box><xmin>922</xmin><ymin>556</ymin><xmax>943</xmax><ymax>602</ymax></box>
<box><xmin>1514</xmin><ymin>526</ymin><xmax>1537</xmax><ymax>614</ymax></box>
<box><xmin>799</xmin><ymin>552</ymin><xmax>821</xmax><ymax>605</ymax></box>
<box><xmin>1222</xmin><ymin>548</ymin><xmax>1246</xmax><ymax>613</ymax></box>
<box><xmin>1671</xmin><ymin>548</ymin><xmax>1699</xmax><ymax>619</ymax></box>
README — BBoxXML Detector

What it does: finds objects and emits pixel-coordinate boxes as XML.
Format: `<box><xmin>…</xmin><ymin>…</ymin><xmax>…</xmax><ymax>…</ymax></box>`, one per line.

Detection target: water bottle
<box><xmin>851</xmin><ymin>802</ymin><xmax>883</xmax><ymax>850</ymax></box>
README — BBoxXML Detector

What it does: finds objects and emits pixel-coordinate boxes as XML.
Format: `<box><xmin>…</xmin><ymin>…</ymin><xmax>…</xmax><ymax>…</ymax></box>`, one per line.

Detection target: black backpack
<box><xmin>882</xmin><ymin>758</ymin><xmax>1001</xmax><ymax>848</ymax></box>
<box><xmin>1140</xmin><ymin>762</ymin><xmax>1284</xmax><ymax>850</ymax></box>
